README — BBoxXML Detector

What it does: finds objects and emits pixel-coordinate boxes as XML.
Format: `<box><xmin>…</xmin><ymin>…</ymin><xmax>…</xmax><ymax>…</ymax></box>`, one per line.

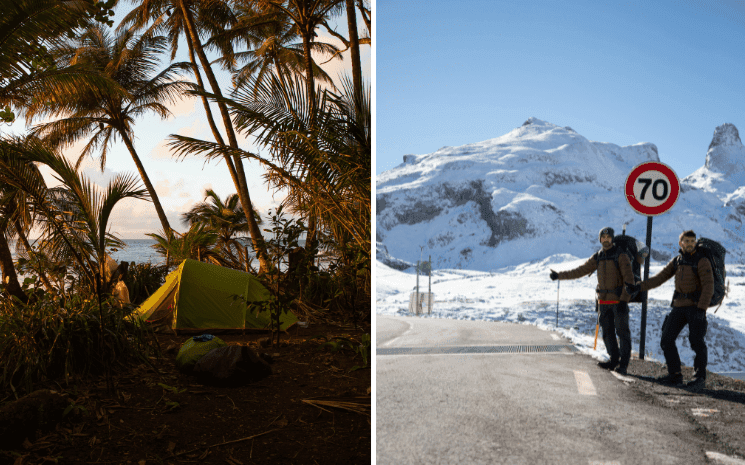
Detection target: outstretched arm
<box><xmin>553</xmin><ymin>256</ymin><xmax>598</xmax><ymax>281</ymax></box>
<box><xmin>640</xmin><ymin>258</ymin><xmax>676</xmax><ymax>291</ymax></box>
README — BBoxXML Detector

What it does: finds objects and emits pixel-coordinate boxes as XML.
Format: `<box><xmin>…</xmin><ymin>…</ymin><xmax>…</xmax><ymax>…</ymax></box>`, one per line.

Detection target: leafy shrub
<box><xmin>124</xmin><ymin>262</ymin><xmax>169</xmax><ymax>305</ymax></box>
<box><xmin>0</xmin><ymin>282</ymin><xmax>158</xmax><ymax>400</ymax></box>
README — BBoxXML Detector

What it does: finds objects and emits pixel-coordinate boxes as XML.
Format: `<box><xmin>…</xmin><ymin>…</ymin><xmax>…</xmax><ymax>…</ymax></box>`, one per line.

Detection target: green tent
<box><xmin>134</xmin><ymin>259</ymin><xmax>296</xmax><ymax>331</ymax></box>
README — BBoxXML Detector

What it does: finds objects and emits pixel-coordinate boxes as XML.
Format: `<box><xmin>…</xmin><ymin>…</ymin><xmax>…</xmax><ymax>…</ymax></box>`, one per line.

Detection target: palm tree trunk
<box><xmin>178</xmin><ymin>0</ymin><xmax>269</xmax><ymax>272</ymax></box>
<box><xmin>185</xmin><ymin>33</ymin><xmax>253</xmax><ymax>254</ymax></box>
<box><xmin>299</xmin><ymin>28</ymin><xmax>320</xmax><ymax>256</ymax></box>
<box><xmin>345</xmin><ymin>0</ymin><xmax>362</xmax><ymax>103</ymax></box>
<box><xmin>0</xmin><ymin>233</ymin><xmax>28</xmax><ymax>303</ymax></box>
<box><xmin>12</xmin><ymin>219</ymin><xmax>54</xmax><ymax>293</ymax></box>
<box><xmin>186</xmin><ymin>32</ymin><xmax>226</xmax><ymax>147</ymax></box>
<box><xmin>118</xmin><ymin>129</ymin><xmax>172</xmax><ymax>234</ymax></box>
<box><xmin>300</xmin><ymin>31</ymin><xmax>317</xmax><ymax>131</ymax></box>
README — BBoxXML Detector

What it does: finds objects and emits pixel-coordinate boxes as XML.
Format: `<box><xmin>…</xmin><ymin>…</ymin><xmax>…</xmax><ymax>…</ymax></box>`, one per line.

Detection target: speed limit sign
<box><xmin>625</xmin><ymin>161</ymin><xmax>680</xmax><ymax>216</ymax></box>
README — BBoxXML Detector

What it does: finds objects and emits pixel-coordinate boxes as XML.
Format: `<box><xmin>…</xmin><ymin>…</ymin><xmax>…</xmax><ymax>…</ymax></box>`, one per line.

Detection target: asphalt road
<box><xmin>376</xmin><ymin>315</ymin><xmax>745</xmax><ymax>465</ymax></box>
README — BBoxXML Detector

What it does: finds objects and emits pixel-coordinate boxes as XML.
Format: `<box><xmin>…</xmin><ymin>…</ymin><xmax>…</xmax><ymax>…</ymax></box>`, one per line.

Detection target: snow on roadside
<box><xmin>376</xmin><ymin>257</ymin><xmax>745</xmax><ymax>373</ymax></box>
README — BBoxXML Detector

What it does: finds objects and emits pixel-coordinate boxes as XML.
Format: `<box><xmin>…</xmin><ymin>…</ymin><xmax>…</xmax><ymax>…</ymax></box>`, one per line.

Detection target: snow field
<box><xmin>376</xmin><ymin>257</ymin><xmax>745</xmax><ymax>373</ymax></box>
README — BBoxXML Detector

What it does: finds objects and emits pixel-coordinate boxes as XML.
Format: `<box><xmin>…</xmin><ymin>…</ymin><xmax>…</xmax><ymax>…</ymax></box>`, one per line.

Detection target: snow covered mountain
<box><xmin>376</xmin><ymin>118</ymin><xmax>745</xmax><ymax>270</ymax></box>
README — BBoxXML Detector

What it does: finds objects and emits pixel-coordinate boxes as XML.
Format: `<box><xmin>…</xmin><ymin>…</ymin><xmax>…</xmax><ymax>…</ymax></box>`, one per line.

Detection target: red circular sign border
<box><xmin>625</xmin><ymin>162</ymin><xmax>680</xmax><ymax>216</ymax></box>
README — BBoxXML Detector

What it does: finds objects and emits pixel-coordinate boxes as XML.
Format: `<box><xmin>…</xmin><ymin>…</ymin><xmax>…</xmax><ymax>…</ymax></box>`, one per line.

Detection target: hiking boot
<box><xmin>656</xmin><ymin>373</ymin><xmax>683</xmax><ymax>385</ymax></box>
<box><xmin>598</xmin><ymin>361</ymin><xmax>618</xmax><ymax>370</ymax></box>
<box><xmin>686</xmin><ymin>377</ymin><xmax>706</xmax><ymax>393</ymax></box>
<box><xmin>614</xmin><ymin>366</ymin><xmax>628</xmax><ymax>376</ymax></box>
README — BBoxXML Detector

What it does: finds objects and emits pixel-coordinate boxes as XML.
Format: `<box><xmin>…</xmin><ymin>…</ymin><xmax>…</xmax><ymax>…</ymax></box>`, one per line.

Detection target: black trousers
<box><xmin>660</xmin><ymin>305</ymin><xmax>708</xmax><ymax>379</ymax></box>
<box><xmin>598</xmin><ymin>302</ymin><xmax>631</xmax><ymax>369</ymax></box>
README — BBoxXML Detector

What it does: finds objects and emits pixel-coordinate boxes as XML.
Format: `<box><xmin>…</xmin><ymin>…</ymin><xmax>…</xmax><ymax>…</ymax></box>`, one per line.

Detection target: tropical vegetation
<box><xmin>0</xmin><ymin>0</ymin><xmax>371</xmax><ymax>401</ymax></box>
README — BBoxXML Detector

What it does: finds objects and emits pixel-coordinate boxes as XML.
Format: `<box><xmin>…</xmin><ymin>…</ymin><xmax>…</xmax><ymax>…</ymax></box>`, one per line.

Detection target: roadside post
<box><xmin>428</xmin><ymin>255</ymin><xmax>432</xmax><ymax>315</ymax></box>
<box><xmin>556</xmin><ymin>280</ymin><xmax>560</xmax><ymax>328</ymax></box>
<box><xmin>624</xmin><ymin>161</ymin><xmax>680</xmax><ymax>359</ymax></box>
<box><xmin>415</xmin><ymin>260</ymin><xmax>420</xmax><ymax>314</ymax></box>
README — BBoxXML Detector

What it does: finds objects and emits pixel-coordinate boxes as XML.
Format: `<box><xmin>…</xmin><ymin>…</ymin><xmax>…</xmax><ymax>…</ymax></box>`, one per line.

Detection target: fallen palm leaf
<box><xmin>173</xmin><ymin>429</ymin><xmax>280</xmax><ymax>457</ymax></box>
<box><xmin>301</xmin><ymin>396</ymin><xmax>370</xmax><ymax>416</ymax></box>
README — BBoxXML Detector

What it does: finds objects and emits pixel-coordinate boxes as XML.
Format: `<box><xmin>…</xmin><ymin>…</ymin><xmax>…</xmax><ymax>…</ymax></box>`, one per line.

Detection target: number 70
<box><xmin>637</xmin><ymin>178</ymin><xmax>669</xmax><ymax>201</ymax></box>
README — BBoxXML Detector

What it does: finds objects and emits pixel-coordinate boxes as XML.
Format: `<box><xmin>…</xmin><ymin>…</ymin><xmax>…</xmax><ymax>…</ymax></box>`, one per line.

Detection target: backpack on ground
<box><xmin>593</xmin><ymin>234</ymin><xmax>648</xmax><ymax>303</ymax></box>
<box><xmin>176</xmin><ymin>334</ymin><xmax>227</xmax><ymax>373</ymax></box>
<box><xmin>674</xmin><ymin>238</ymin><xmax>727</xmax><ymax>310</ymax></box>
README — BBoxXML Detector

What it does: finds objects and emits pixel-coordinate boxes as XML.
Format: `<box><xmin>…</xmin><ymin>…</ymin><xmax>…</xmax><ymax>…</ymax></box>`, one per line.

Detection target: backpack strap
<box><xmin>595</xmin><ymin>247</ymin><xmax>624</xmax><ymax>297</ymax></box>
<box><xmin>671</xmin><ymin>251</ymin><xmax>705</xmax><ymax>304</ymax></box>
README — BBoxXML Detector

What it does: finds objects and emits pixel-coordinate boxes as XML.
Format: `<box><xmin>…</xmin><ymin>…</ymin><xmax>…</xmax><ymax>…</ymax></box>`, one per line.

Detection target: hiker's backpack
<box><xmin>594</xmin><ymin>234</ymin><xmax>647</xmax><ymax>303</ymax></box>
<box><xmin>176</xmin><ymin>334</ymin><xmax>227</xmax><ymax>373</ymax></box>
<box><xmin>673</xmin><ymin>237</ymin><xmax>727</xmax><ymax>310</ymax></box>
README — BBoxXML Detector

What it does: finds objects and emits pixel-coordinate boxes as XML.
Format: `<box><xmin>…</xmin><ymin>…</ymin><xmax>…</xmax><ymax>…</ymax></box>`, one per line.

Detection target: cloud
<box><xmin>167</xmin><ymin>94</ymin><xmax>198</xmax><ymax>120</ymax></box>
<box><xmin>153</xmin><ymin>178</ymin><xmax>187</xmax><ymax>199</ymax></box>
<box><xmin>149</xmin><ymin>119</ymin><xmax>205</xmax><ymax>160</ymax></box>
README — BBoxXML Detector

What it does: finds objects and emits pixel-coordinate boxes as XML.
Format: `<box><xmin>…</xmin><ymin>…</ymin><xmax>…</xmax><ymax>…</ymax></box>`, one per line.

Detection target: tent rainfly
<box><xmin>134</xmin><ymin>259</ymin><xmax>296</xmax><ymax>331</ymax></box>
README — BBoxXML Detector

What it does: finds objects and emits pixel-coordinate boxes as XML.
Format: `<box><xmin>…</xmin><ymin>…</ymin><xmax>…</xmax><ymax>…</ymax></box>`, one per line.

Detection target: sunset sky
<box><xmin>9</xmin><ymin>3</ymin><xmax>371</xmax><ymax>239</ymax></box>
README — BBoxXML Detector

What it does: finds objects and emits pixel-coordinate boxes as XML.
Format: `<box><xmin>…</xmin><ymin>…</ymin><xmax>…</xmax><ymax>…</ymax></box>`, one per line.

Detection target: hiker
<box><xmin>626</xmin><ymin>230</ymin><xmax>714</xmax><ymax>392</ymax></box>
<box><xmin>550</xmin><ymin>227</ymin><xmax>635</xmax><ymax>375</ymax></box>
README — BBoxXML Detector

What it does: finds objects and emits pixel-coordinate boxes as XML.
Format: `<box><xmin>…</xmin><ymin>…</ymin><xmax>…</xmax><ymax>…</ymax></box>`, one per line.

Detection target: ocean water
<box><xmin>10</xmin><ymin>239</ymin><xmax>165</xmax><ymax>265</ymax></box>
<box><xmin>110</xmin><ymin>239</ymin><xmax>164</xmax><ymax>265</ymax></box>
<box><xmin>12</xmin><ymin>237</ymin><xmax>287</xmax><ymax>266</ymax></box>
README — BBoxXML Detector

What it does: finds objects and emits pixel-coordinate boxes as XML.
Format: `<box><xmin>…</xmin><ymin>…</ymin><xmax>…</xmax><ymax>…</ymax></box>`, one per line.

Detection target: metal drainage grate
<box><xmin>377</xmin><ymin>345</ymin><xmax>578</xmax><ymax>356</ymax></box>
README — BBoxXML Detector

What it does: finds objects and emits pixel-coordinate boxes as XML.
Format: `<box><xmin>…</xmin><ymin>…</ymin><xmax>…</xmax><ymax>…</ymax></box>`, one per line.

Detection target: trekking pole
<box><xmin>556</xmin><ymin>280</ymin><xmax>560</xmax><ymax>328</ymax></box>
<box><xmin>593</xmin><ymin>301</ymin><xmax>600</xmax><ymax>350</ymax></box>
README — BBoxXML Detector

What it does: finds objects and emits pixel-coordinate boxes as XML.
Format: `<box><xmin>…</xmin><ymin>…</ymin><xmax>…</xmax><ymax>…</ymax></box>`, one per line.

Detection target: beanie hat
<box><xmin>598</xmin><ymin>227</ymin><xmax>614</xmax><ymax>240</ymax></box>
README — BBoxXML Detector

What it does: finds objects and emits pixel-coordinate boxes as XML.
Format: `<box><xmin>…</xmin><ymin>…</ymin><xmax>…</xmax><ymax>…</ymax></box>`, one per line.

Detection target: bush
<box><xmin>0</xmin><ymin>285</ymin><xmax>158</xmax><ymax>400</ymax></box>
<box><xmin>124</xmin><ymin>262</ymin><xmax>169</xmax><ymax>305</ymax></box>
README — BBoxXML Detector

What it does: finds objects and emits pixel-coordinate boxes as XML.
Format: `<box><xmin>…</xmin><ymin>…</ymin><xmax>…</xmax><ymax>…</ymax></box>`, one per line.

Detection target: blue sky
<box><xmin>9</xmin><ymin>5</ymin><xmax>370</xmax><ymax>239</ymax></box>
<box><xmin>376</xmin><ymin>0</ymin><xmax>745</xmax><ymax>180</ymax></box>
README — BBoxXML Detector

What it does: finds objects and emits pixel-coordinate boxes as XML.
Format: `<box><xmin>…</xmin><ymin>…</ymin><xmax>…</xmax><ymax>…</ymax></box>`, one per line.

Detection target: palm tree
<box><xmin>148</xmin><ymin>223</ymin><xmax>225</xmax><ymax>265</ymax></box>
<box><xmin>320</xmin><ymin>0</ymin><xmax>369</xmax><ymax>104</ymax></box>
<box><xmin>118</xmin><ymin>0</ymin><xmax>229</xmax><ymax>147</ymax></box>
<box><xmin>0</xmin><ymin>182</ymin><xmax>57</xmax><ymax>294</ymax></box>
<box><xmin>119</xmin><ymin>0</ymin><xmax>270</xmax><ymax>271</ymax></box>
<box><xmin>27</xmin><ymin>25</ymin><xmax>191</xmax><ymax>235</ymax></box>
<box><xmin>0</xmin><ymin>0</ymin><xmax>122</xmax><ymax>125</ymax></box>
<box><xmin>181</xmin><ymin>188</ymin><xmax>262</xmax><ymax>269</ymax></box>
<box><xmin>256</xmin><ymin>0</ymin><xmax>342</xmax><ymax>131</ymax></box>
<box><xmin>209</xmin><ymin>0</ymin><xmax>337</xmax><ymax>99</ymax></box>
<box><xmin>0</xmin><ymin>135</ymin><xmax>149</xmax><ymax>299</ymax></box>
<box><xmin>169</xmin><ymin>73</ymin><xmax>370</xmax><ymax>265</ymax></box>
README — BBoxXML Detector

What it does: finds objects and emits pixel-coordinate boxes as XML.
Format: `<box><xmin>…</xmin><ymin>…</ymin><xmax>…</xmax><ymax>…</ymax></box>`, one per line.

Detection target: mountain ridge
<box><xmin>376</xmin><ymin>118</ymin><xmax>745</xmax><ymax>271</ymax></box>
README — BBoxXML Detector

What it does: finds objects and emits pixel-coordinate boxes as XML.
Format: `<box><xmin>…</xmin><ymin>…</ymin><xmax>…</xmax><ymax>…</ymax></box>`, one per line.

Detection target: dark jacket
<box><xmin>640</xmin><ymin>249</ymin><xmax>714</xmax><ymax>310</ymax></box>
<box><xmin>556</xmin><ymin>246</ymin><xmax>635</xmax><ymax>302</ymax></box>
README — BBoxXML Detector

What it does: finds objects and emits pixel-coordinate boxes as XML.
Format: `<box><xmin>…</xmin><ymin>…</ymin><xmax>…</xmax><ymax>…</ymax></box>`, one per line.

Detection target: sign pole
<box><xmin>625</xmin><ymin>161</ymin><xmax>679</xmax><ymax>361</ymax></box>
<box><xmin>639</xmin><ymin>216</ymin><xmax>653</xmax><ymax>360</ymax></box>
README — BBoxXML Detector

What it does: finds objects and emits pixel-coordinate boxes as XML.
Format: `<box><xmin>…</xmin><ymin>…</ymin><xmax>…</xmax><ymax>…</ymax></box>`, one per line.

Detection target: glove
<box><xmin>625</xmin><ymin>283</ymin><xmax>641</xmax><ymax>299</ymax></box>
<box><xmin>549</xmin><ymin>270</ymin><xmax>558</xmax><ymax>281</ymax></box>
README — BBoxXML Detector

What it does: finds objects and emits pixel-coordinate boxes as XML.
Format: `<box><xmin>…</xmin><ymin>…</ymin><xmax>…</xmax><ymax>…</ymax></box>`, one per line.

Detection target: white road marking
<box><xmin>611</xmin><ymin>371</ymin><xmax>635</xmax><ymax>383</ymax></box>
<box><xmin>377</xmin><ymin>351</ymin><xmax>577</xmax><ymax>358</ymax></box>
<box><xmin>382</xmin><ymin>320</ymin><xmax>414</xmax><ymax>347</ymax></box>
<box><xmin>588</xmin><ymin>461</ymin><xmax>620</xmax><ymax>465</ymax></box>
<box><xmin>692</xmin><ymin>408</ymin><xmax>719</xmax><ymax>417</ymax></box>
<box><xmin>706</xmin><ymin>451</ymin><xmax>745</xmax><ymax>464</ymax></box>
<box><xmin>574</xmin><ymin>370</ymin><xmax>597</xmax><ymax>396</ymax></box>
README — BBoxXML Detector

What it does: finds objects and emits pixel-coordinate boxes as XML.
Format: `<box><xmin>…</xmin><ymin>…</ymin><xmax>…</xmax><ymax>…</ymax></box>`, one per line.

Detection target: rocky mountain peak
<box><xmin>708</xmin><ymin>123</ymin><xmax>742</xmax><ymax>150</ymax></box>
<box><xmin>705</xmin><ymin>123</ymin><xmax>744</xmax><ymax>174</ymax></box>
